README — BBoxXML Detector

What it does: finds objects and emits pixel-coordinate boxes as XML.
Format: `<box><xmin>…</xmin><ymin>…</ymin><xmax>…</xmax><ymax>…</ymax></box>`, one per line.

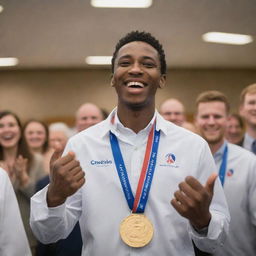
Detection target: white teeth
<box><xmin>127</xmin><ymin>81</ymin><xmax>144</xmax><ymax>88</ymax></box>
<box><xmin>3</xmin><ymin>135</ymin><xmax>13</xmax><ymax>139</ymax></box>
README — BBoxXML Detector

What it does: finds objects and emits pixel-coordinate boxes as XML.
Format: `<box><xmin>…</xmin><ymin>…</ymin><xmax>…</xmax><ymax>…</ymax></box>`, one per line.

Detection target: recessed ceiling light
<box><xmin>0</xmin><ymin>6</ymin><xmax>3</xmax><ymax>13</ymax></box>
<box><xmin>0</xmin><ymin>58</ymin><xmax>19</xmax><ymax>67</ymax></box>
<box><xmin>202</xmin><ymin>32</ymin><xmax>253</xmax><ymax>45</ymax></box>
<box><xmin>85</xmin><ymin>56</ymin><xmax>112</xmax><ymax>65</ymax></box>
<box><xmin>91</xmin><ymin>0</ymin><xmax>152</xmax><ymax>8</ymax></box>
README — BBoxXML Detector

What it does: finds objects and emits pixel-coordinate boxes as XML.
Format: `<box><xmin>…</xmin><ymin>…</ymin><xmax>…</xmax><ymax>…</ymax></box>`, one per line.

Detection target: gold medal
<box><xmin>120</xmin><ymin>214</ymin><xmax>154</xmax><ymax>248</ymax></box>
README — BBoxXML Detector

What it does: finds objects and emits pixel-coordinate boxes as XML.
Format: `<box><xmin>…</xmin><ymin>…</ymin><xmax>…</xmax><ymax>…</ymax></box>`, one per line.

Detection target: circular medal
<box><xmin>120</xmin><ymin>213</ymin><xmax>154</xmax><ymax>248</ymax></box>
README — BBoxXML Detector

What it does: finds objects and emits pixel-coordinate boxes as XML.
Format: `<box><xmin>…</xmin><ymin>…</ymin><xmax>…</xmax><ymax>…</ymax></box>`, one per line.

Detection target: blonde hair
<box><xmin>240</xmin><ymin>83</ymin><xmax>256</xmax><ymax>105</ymax></box>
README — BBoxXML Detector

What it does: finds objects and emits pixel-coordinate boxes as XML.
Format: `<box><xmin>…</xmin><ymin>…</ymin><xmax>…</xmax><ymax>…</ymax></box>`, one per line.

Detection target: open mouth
<box><xmin>2</xmin><ymin>134</ymin><xmax>14</xmax><ymax>141</ymax></box>
<box><xmin>126</xmin><ymin>81</ymin><xmax>145</xmax><ymax>88</ymax></box>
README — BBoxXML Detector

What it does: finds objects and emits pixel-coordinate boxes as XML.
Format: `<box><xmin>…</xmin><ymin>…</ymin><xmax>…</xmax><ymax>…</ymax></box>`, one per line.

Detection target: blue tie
<box><xmin>252</xmin><ymin>140</ymin><xmax>256</xmax><ymax>155</ymax></box>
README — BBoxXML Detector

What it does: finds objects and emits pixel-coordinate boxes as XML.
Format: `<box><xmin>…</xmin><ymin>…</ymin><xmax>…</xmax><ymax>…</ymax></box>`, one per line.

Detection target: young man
<box><xmin>195</xmin><ymin>90</ymin><xmax>256</xmax><ymax>256</ymax></box>
<box><xmin>239</xmin><ymin>83</ymin><xmax>256</xmax><ymax>154</ymax></box>
<box><xmin>30</xmin><ymin>31</ymin><xmax>229</xmax><ymax>255</ymax></box>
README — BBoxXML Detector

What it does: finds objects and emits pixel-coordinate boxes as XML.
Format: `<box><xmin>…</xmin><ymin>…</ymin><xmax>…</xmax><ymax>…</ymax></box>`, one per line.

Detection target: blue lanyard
<box><xmin>218</xmin><ymin>145</ymin><xmax>228</xmax><ymax>186</ymax></box>
<box><xmin>109</xmin><ymin>126</ymin><xmax>160</xmax><ymax>213</ymax></box>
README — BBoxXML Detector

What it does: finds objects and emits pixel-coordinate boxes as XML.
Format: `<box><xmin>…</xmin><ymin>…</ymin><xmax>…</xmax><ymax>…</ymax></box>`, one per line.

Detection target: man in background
<box><xmin>239</xmin><ymin>83</ymin><xmax>256</xmax><ymax>154</ymax></box>
<box><xmin>195</xmin><ymin>90</ymin><xmax>256</xmax><ymax>256</ymax></box>
<box><xmin>160</xmin><ymin>98</ymin><xmax>197</xmax><ymax>132</ymax></box>
<box><xmin>75</xmin><ymin>103</ymin><xmax>104</xmax><ymax>132</ymax></box>
<box><xmin>160</xmin><ymin>98</ymin><xmax>186</xmax><ymax>126</ymax></box>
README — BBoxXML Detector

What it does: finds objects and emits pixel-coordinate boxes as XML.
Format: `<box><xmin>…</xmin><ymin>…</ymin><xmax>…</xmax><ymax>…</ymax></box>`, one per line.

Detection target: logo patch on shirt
<box><xmin>159</xmin><ymin>153</ymin><xmax>179</xmax><ymax>168</ymax></box>
<box><xmin>227</xmin><ymin>169</ymin><xmax>234</xmax><ymax>177</ymax></box>
<box><xmin>165</xmin><ymin>153</ymin><xmax>176</xmax><ymax>164</ymax></box>
<box><xmin>90</xmin><ymin>159</ymin><xmax>113</xmax><ymax>167</ymax></box>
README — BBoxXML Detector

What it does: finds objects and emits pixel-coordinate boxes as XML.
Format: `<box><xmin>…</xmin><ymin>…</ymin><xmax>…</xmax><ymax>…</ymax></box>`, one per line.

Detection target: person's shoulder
<box><xmin>0</xmin><ymin>167</ymin><xmax>8</xmax><ymax>180</ymax></box>
<box><xmin>228</xmin><ymin>142</ymin><xmax>256</xmax><ymax>161</ymax></box>
<box><xmin>0</xmin><ymin>168</ymin><xmax>10</xmax><ymax>194</ymax></box>
<box><xmin>33</xmin><ymin>152</ymin><xmax>44</xmax><ymax>162</ymax></box>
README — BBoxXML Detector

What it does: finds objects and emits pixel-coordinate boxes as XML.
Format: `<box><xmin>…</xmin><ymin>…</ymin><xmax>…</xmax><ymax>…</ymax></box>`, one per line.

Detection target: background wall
<box><xmin>1</xmin><ymin>68</ymin><xmax>255</xmax><ymax>125</ymax></box>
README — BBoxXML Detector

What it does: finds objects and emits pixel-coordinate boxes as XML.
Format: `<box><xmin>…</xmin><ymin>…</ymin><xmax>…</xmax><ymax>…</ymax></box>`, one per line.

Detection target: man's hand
<box><xmin>47</xmin><ymin>148</ymin><xmax>85</xmax><ymax>207</ymax></box>
<box><xmin>171</xmin><ymin>173</ymin><xmax>218</xmax><ymax>230</ymax></box>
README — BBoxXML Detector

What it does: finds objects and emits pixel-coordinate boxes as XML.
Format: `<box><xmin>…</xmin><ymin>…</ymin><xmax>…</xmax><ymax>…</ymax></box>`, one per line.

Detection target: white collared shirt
<box><xmin>243</xmin><ymin>132</ymin><xmax>255</xmax><ymax>152</ymax></box>
<box><xmin>30</xmin><ymin>109</ymin><xmax>230</xmax><ymax>256</ymax></box>
<box><xmin>0</xmin><ymin>168</ymin><xmax>31</xmax><ymax>256</ymax></box>
<box><xmin>213</xmin><ymin>142</ymin><xmax>256</xmax><ymax>256</ymax></box>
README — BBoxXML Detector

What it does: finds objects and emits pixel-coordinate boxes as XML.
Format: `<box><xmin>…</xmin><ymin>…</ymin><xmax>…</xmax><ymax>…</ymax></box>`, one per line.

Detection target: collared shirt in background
<box><xmin>213</xmin><ymin>141</ymin><xmax>256</xmax><ymax>256</ymax></box>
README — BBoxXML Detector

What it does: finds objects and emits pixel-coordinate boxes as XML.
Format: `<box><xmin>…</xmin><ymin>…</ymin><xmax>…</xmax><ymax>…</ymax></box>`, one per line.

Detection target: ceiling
<box><xmin>1</xmin><ymin>0</ymin><xmax>256</xmax><ymax>70</ymax></box>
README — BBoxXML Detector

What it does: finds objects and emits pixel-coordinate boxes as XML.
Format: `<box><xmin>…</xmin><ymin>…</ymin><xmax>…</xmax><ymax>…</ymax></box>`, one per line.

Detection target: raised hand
<box><xmin>13</xmin><ymin>155</ymin><xmax>29</xmax><ymax>187</ymax></box>
<box><xmin>171</xmin><ymin>173</ymin><xmax>218</xmax><ymax>230</ymax></box>
<box><xmin>47</xmin><ymin>148</ymin><xmax>85</xmax><ymax>207</ymax></box>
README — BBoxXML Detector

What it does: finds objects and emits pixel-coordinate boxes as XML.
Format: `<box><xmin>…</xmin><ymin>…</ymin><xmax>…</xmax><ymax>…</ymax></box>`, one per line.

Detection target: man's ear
<box><xmin>110</xmin><ymin>75</ymin><xmax>115</xmax><ymax>87</ymax></box>
<box><xmin>159</xmin><ymin>75</ymin><xmax>166</xmax><ymax>89</ymax></box>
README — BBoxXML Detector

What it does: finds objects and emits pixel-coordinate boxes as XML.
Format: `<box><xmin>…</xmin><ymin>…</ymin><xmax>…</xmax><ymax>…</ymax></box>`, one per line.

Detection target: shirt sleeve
<box><xmin>248</xmin><ymin>156</ymin><xmax>256</xmax><ymax>226</ymax></box>
<box><xmin>188</xmin><ymin>141</ymin><xmax>230</xmax><ymax>253</ymax></box>
<box><xmin>0</xmin><ymin>169</ymin><xmax>31</xmax><ymax>256</ymax></box>
<box><xmin>30</xmin><ymin>140</ymin><xmax>83</xmax><ymax>244</ymax></box>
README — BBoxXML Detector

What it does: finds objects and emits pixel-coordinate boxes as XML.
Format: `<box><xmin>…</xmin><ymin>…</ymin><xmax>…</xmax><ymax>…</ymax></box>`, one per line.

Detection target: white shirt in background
<box><xmin>0</xmin><ymin>168</ymin><xmax>31</xmax><ymax>256</ymax></box>
<box><xmin>213</xmin><ymin>142</ymin><xmax>256</xmax><ymax>256</ymax></box>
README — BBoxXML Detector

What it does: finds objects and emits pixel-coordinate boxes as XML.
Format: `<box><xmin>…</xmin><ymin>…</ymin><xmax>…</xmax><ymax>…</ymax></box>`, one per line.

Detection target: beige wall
<box><xmin>0</xmin><ymin>69</ymin><xmax>255</xmax><ymax>125</ymax></box>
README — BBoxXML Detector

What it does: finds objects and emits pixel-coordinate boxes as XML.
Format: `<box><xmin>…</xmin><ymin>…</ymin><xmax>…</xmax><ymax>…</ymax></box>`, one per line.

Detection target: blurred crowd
<box><xmin>0</xmin><ymin>82</ymin><xmax>256</xmax><ymax>256</ymax></box>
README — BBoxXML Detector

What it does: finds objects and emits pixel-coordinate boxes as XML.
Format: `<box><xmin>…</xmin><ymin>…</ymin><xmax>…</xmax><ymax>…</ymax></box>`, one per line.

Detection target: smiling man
<box><xmin>239</xmin><ymin>83</ymin><xmax>256</xmax><ymax>154</ymax></box>
<box><xmin>160</xmin><ymin>98</ymin><xmax>186</xmax><ymax>126</ymax></box>
<box><xmin>195</xmin><ymin>90</ymin><xmax>256</xmax><ymax>256</ymax></box>
<box><xmin>30</xmin><ymin>31</ymin><xmax>229</xmax><ymax>256</ymax></box>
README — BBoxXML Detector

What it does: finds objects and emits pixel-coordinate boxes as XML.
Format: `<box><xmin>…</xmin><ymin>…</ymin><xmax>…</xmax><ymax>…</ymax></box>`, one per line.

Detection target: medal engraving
<box><xmin>120</xmin><ymin>214</ymin><xmax>153</xmax><ymax>248</ymax></box>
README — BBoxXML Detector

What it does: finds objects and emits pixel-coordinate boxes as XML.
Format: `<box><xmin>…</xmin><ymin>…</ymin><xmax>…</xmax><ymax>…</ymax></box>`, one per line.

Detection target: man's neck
<box><xmin>246</xmin><ymin>125</ymin><xmax>256</xmax><ymax>139</ymax></box>
<box><xmin>209</xmin><ymin>138</ymin><xmax>225</xmax><ymax>155</ymax></box>
<box><xmin>117</xmin><ymin>104</ymin><xmax>155</xmax><ymax>133</ymax></box>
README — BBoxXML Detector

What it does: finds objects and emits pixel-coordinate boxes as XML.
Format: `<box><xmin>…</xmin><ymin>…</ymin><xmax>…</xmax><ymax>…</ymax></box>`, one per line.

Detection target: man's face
<box><xmin>76</xmin><ymin>105</ymin><xmax>103</xmax><ymax>132</ymax></box>
<box><xmin>195</xmin><ymin>101</ymin><xmax>228</xmax><ymax>145</ymax></box>
<box><xmin>160</xmin><ymin>100</ymin><xmax>185</xmax><ymax>126</ymax></box>
<box><xmin>240</xmin><ymin>93</ymin><xmax>256</xmax><ymax>128</ymax></box>
<box><xmin>111</xmin><ymin>41</ymin><xmax>165</xmax><ymax>110</ymax></box>
<box><xmin>49</xmin><ymin>130</ymin><xmax>68</xmax><ymax>151</ymax></box>
<box><xmin>225</xmin><ymin>116</ymin><xmax>243</xmax><ymax>144</ymax></box>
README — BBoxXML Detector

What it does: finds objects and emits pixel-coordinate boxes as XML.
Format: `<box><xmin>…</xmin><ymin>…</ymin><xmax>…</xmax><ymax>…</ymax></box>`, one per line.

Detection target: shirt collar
<box><xmin>243</xmin><ymin>133</ymin><xmax>255</xmax><ymax>150</ymax></box>
<box><xmin>213</xmin><ymin>140</ymin><xmax>228</xmax><ymax>163</ymax></box>
<box><xmin>100</xmin><ymin>107</ymin><xmax>168</xmax><ymax>138</ymax></box>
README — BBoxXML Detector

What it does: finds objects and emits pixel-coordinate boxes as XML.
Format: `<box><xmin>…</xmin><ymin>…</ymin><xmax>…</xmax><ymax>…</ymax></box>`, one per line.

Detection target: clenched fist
<box><xmin>47</xmin><ymin>148</ymin><xmax>85</xmax><ymax>207</ymax></box>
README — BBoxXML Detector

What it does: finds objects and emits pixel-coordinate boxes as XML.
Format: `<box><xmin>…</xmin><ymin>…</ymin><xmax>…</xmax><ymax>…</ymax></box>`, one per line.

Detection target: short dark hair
<box><xmin>111</xmin><ymin>31</ymin><xmax>167</xmax><ymax>75</ymax></box>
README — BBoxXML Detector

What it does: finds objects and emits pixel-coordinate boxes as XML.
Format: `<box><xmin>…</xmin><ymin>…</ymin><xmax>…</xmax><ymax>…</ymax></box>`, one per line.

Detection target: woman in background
<box><xmin>0</xmin><ymin>111</ymin><xmax>45</xmax><ymax>255</ymax></box>
<box><xmin>23</xmin><ymin>119</ymin><xmax>51</xmax><ymax>173</ymax></box>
